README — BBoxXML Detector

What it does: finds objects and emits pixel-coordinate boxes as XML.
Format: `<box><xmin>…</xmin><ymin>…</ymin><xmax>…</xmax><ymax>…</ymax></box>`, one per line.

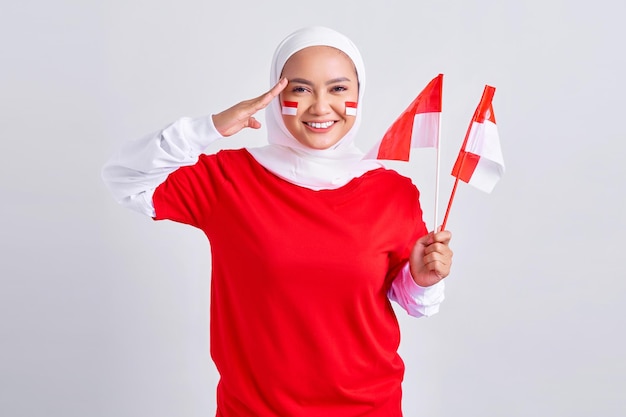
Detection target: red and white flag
<box><xmin>345</xmin><ymin>101</ymin><xmax>357</xmax><ymax>116</ymax></box>
<box><xmin>451</xmin><ymin>85</ymin><xmax>504</xmax><ymax>193</ymax></box>
<box><xmin>282</xmin><ymin>101</ymin><xmax>298</xmax><ymax>116</ymax></box>
<box><xmin>365</xmin><ymin>74</ymin><xmax>442</xmax><ymax>161</ymax></box>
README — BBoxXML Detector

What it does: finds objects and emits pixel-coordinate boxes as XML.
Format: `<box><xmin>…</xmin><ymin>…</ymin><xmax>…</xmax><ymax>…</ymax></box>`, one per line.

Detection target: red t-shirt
<box><xmin>153</xmin><ymin>149</ymin><xmax>427</xmax><ymax>417</ymax></box>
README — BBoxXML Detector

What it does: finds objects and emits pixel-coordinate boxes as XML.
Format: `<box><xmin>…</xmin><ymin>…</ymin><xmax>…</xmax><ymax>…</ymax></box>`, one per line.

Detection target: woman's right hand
<box><xmin>212</xmin><ymin>78</ymin><xmax>288</xmax><ymax>137</ymax></box>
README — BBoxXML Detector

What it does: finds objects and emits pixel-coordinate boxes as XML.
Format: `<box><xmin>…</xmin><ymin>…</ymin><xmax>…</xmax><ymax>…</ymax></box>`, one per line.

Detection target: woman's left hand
<box><xmin>409</xmin><ymin>229</ymin><xmax>453</xmax><ymax>287</ymax></box>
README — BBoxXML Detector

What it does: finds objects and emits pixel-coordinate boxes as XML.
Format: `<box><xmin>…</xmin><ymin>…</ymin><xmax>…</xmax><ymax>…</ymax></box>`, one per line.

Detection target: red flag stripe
<box><xmin>473</xmin><ymin>86</ymin><xmax>495</xmax><ymax>124</ymax></box>
<box><xmin>451</xmin><ymin>150</ymin><xmax>480</xmax><ymax>183</ymax></box>
<box><xmin>414</xmin><ymin>74</ymin><xmax>443</xmax><ymax>114</ymax></box>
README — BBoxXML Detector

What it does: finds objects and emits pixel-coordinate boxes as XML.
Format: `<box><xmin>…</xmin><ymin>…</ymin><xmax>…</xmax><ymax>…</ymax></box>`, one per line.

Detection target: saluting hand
<box><xmin>212</xmin><ymin>78</ymin><xmax>288</xmax><ymax>137</ymax></box>
<box><xmin>409</xmin><ymin>229</ymin><xmax>453</xmax><ymax>287</ymax></box>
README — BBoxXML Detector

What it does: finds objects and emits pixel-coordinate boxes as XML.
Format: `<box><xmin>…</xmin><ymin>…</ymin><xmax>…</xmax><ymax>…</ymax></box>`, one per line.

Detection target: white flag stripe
<box><xmin>345</xmin><ymin>107</ymin><xmax>357</xmax><ymax>116</ymax></box>
<box><xmin>466</xmin><ymin>120</ymin><xmax>504</xmax><ymax>167</ymax></box>
<box><xmin>464</xmin><ymin>119</ymin><xmax>504</xmax><ymax>193</ymax></box>
<box><xmin>411</xmin><ymin>112</ymin><xmax>439</xmax><ymax>148</ymax></box>
<box><xmin>282</xmin><ymin>107</ymin><xmax>298</xmax><ymax>116</ymax></box>
<box><xmin>467</xmin><ymin>158</ymin><xmax>504</xmax><ymax>193</ymax></box>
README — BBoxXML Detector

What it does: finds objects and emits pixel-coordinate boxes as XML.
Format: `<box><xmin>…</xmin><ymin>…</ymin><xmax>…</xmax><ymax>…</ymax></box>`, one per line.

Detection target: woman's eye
<box><xmin>331</xmin><ymin>85</ymin><xmax>348</xmax><ymax>93</ymax></box>
<box><xmin>292</xmin><ymin>86</ymin><xmax>308</xmax><ymax>93</ymax></box>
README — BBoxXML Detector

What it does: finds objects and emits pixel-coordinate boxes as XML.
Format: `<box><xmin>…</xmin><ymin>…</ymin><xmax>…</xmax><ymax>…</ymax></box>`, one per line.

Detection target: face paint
<box><xmin>282</xmin><ymin>101</ymin><xmax>298</xmax><ymax>116</ymax></box>
<box><xmin>345</xmin><ymin>101</ymin><xmax>357</xmax><ymax>116</ymax></box>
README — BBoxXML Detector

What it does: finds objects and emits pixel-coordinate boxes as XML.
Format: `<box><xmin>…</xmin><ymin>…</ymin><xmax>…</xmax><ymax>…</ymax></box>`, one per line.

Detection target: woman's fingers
<box><xmin>432</xmin><ymin>229</ymin><xmax>452</xmax><ymax>244</ymax></box>
<box><xmin>422</xmin><ymin>231</ymin><xmax>453</xmax><ymax>278</ymax></box>
<box><xmin>247</xmin><ymin>116</ymin><xmax>261</xmax><ymax>130</ymax></box>
<box><xmin>212</xmin><ymin>78</ymin><xmax>288</xmax><ymax>137</ymax></box>
<box><xmin>252</xmin><ymin>78</ymin><xmax>288</xmax><ymax>111</ymax></box>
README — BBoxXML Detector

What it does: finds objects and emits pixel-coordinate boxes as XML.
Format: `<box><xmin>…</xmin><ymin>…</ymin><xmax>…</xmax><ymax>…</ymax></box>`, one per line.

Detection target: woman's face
<box><xmin>280</xmin><ymin>46</ymin><xmax>359</xmax><ymax>150</ymax></box>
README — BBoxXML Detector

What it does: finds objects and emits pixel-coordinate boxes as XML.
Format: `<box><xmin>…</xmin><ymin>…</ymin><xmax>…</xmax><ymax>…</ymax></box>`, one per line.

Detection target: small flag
<box><xmin>345</xmin><ymin>101</ymin><xmax>358</xmax><ymax>116</ymax></box>
<box><xmin>282</xmin><ymin>101</ymin><xmax>298</xmax><ymax>116</ymax></box>
<box><xmin>451</xmin><ymin>85</ymin><xmax>504</xmax><ymax>193</ymax></box>
<box><xmin>365</xmin><ymin>74</ymin><xmax>443</xmax><ymax>161</ymax></box>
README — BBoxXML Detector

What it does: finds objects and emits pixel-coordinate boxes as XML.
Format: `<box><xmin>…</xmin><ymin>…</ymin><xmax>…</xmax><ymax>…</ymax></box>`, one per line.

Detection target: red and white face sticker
<box><xmin>345</xmin><ymin>101</ymin><xmax>357</xmax><ymax>116</ymax></box>
<box><xmin>282</xmin><ymin>101</ymin><xmax>298</xmax><ymax>116</ymax></box>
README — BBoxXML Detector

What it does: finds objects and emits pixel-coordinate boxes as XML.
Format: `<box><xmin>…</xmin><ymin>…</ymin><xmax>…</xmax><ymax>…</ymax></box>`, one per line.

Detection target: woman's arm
<box><xmin>101</xmin><ymin>116</ymin><xmax>223</xmax><ymax>217</ymax></box>
<box><xmin>101</xmin><ymin>79</ymin><xmax>289</xmax><ymax>216</ymax></box>
<box><xmin>388</xmin><ymin>264</ymin><xmax>445</xmax><ymax>318</ymax></box>
<box><xmin>388</xmin><ymin>229</ymin><xmax>453</xmax><ymax>317</ymax></box>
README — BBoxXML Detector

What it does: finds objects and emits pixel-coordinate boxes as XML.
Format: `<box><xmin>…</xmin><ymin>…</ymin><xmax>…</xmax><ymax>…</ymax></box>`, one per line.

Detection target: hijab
<box><xmin>247</xmin><ymin>26</ymin><xmax>383</xmax><ymax>190</ymax></box>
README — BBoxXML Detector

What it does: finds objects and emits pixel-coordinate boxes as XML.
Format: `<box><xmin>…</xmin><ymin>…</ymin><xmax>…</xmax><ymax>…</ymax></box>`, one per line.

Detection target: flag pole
<box><xmin>434</xmin><ymin>105</ymin><xmax>442</xmax><ymax>232</ymax></box>
<box><xmin>442</xmin><ymin>134</ymin><xmax>473</xmax><ymax>230</ymax></box>
<box><xmin>442</xmin><ymin>122</ymin><xmax>472</xmax><ymax>230</ymax></box>
<box><xmin>433</xmin><ymin>74</ymin><xmax>444</xmax><ymax>232</ymax></box>
<box><xmin>441</xmin><ymin>172</ymin><xmax>460</xmax><ymax>230</ymax></box>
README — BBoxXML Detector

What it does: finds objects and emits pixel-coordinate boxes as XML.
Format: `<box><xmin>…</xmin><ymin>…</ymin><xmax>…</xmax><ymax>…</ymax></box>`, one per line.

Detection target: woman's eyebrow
<box><xmin>288</xmin><ymin>77</ymin><xmax>352</xmax><ymax>86</ymax></box>
<box><xmin>326</xmin><ymin>77</ymin><xmax>351</xmax><ymax>85</ymax></box>
<box><xmin>289</xmin><ymin>78</ymin><xmax>314</xmax><ymax>86</ymax></box>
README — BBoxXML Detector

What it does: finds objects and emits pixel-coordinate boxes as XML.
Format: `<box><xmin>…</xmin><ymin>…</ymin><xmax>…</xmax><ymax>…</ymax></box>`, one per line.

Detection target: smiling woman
<box><xmin>101</xmin><ymin>26</ymin><xmax>453</xmax><ymax>417</ymax></box>
<box><xmin>279</xmin><ymin>46</ymin><xmax>359</xmax><ymax>149</ymax></box>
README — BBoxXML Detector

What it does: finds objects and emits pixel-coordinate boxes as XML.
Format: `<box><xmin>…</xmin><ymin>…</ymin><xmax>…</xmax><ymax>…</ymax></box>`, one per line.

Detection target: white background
<box><xmin>2</xmin><ymin>1</ymin><xmax>625</xmax><ymax>416</ymax></box>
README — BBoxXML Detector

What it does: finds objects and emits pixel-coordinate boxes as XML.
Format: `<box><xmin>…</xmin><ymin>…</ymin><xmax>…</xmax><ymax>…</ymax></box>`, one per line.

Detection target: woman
<box><xmin>103</xmin><ymin>26</ymin><xmax>452</xmax><ymax>417</ymax></box>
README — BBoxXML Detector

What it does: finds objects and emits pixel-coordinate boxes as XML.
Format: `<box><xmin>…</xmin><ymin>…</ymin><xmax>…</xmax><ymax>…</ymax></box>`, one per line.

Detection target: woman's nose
<box><xmin>310</xmin><ymin>93</ymin><xmax>332</xmax><ymax>115</ymax></box>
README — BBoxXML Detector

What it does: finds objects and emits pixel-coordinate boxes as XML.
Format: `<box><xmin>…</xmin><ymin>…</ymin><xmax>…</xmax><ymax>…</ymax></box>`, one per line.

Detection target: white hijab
<box><xmin>247</xmin><ymin>26</ymin><xmax>383</xmax><ymax>190</ymax></box>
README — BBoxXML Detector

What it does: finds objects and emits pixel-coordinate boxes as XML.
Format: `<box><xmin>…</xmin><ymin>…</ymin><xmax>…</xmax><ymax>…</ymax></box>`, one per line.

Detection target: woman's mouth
<box><xmin>305</xmin><ymin>121</ymin><xmax>335</xmax><ymax>129</ymax></box>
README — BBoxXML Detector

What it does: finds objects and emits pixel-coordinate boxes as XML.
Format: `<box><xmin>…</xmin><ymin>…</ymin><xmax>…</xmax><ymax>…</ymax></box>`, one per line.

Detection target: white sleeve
<box><xmin>387</xmin><ymin>263</ymin><xmax>445</xmax><ymax>318</ymax></box>
<box><xmin>101</xmin><ymin>115</ymin><xmax>224</xmax><ymax>217</ymax></box>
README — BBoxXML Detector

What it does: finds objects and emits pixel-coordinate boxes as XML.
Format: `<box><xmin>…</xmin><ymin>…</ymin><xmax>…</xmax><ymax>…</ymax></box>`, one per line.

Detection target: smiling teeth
<box><xmin>307</xmin><ymin>121</ymin><xmax>334</xmax><ymax>129</ymax></box>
